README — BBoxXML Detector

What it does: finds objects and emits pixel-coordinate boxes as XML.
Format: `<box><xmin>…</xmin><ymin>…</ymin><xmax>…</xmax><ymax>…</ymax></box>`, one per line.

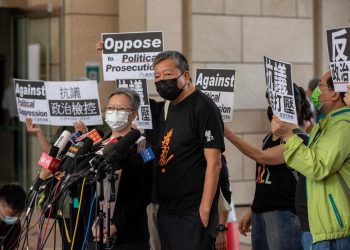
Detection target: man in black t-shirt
<box><xmin>153</xmin><ymin>51</ymin><xmax>225</xmax><ymax>250</ymax></box>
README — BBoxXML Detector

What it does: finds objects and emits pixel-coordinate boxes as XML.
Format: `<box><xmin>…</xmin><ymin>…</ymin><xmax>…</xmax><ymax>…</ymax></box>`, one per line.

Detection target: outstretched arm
<box><xmin>224</xmin><ymin>124</ymin><xmax>285</xmax><ymax>165</ymax></box>
<box><xmin>25</xmin><ymin>117</ymin><xmax>51</xmax><ymax>152</ymax></box>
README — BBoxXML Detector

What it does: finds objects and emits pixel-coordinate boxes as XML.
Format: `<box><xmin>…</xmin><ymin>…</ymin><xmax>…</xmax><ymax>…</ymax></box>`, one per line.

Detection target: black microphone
<box><xmin>89</xmin><ymin>141</ymin><xmax>118</xmax><ymax>170</ymax></box>
<box><xmin>61</xmin><ymin>137</ymin><xmax>94</xmax><ymax>174</ymax></box>
<box><xmin>57</xmin><ymin>130</ymin><xmax>83</xmax><ymax>158</ymax></box>
<box><xmin>98</xmin><ymin>129</ymin><xmax>141</xmax><ymax>171</ymax></box>
<box><xmin>30</xmin><ymin>130</ymin><xmax>71</xmax><ymax>192</ymax></box>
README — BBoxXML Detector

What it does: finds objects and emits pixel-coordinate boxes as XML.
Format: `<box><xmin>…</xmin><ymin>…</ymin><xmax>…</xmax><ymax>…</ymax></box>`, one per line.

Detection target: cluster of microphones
<box><xmin>26</xmin><ymin>128</ymin><xmax>159</xmax><ymax>219</ymax></box>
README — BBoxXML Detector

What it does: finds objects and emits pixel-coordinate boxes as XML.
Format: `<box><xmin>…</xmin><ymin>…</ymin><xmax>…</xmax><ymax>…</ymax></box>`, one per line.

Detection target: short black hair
<box><xmin>0</xmin><ymin>184</ymin><xmax>26</xmax><ymax>212</ymax></box>
<box><xmin>153</xmin><ymin>50</ymin><xmax>190</xmax><ymax>72</ymax></box>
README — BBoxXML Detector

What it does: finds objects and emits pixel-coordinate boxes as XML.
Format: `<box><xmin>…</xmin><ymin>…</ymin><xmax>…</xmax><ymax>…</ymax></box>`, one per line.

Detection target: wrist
<box><xmin>217</xmin><ymin>224</ymin><xmax>228</xmax><ymax>232</ymax></box>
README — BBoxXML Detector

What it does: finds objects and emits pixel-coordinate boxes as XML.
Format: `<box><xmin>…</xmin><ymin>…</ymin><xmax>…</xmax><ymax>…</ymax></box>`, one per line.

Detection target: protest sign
<box><xmin>327</xmin><ymin>27</ymin><xmax>350</xmax><ymax>92</ymax></box>
<box><xmin>264</xmin><ymin>56</ymin><xmax>297</xmax><ymax>124</ymax></box>
<box><xmin>102</xmin><ymin>31</ymin><xmax>163</xmax><ymax>80</ymax></box>
<box><xmin>195</xmin><ymin>69</ymin><xmax>235</xmax><ymax>122</ymax></box>
<box><xmin>14</xmin><ymin>79</ymin><xmax>50</xmax><ymax>124</ymax></box>
<box><xmin>14</xmin><ymin>79</ymin><xmax>103</xmax><ymax>126</ymax></box>
<box><xmin>115</xmin><ymin>79</ymin><xmax>153</xmax><ymax>129</ymax></box>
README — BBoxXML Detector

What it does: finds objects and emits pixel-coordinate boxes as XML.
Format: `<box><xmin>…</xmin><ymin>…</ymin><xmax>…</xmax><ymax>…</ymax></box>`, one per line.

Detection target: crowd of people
<box><xmin>0</xmin><ymin>49</ymin><xmax>350</xmax><ymax>250</ymax></box>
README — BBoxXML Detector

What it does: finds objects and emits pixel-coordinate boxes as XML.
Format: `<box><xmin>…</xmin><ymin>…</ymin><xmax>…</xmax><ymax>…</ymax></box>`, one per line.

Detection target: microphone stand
<box><xmin>95</xmin><ymin>164</ymin><xmax>106</xmax><ymax>250</ymax></box>
<box><xmin>105</xmin><ymin>164</ymin><xmax>117</xmax><ymax>249</ymax></box>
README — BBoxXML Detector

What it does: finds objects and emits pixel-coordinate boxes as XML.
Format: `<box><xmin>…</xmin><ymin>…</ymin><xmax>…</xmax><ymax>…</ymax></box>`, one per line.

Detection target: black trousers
<box><xmin>157</xmin><ymin>211</ymin><xmax>217</xmax><ymax>250</ymax></box>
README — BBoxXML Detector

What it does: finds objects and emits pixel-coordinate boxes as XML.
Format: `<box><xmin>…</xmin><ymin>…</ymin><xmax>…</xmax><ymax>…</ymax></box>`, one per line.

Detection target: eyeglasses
<box><xmin>105</xmin><ymin>106</ymin><xmax>133</xmax><ymax>114</ymax></box>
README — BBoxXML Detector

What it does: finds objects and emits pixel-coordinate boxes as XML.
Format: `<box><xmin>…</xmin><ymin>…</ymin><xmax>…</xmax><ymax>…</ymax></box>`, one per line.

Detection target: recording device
<box><xmin>57</xmin><ymin>130</ymin><xmax>82</xmax><ymax>158</ymax></box>
<box><xmin>97</xmin><ymin>129</ymin><xmax>141</xmax><ymax>171</ymax></box>
<box><xmin>60</xmin><ymin>130</ymin><xmax>104</xmax><ymax>173</ymax></box>
<box><xmin>60</xmin><ymin>137</ymin><xmax>94</xmax><ymax>173</ymax></box>
<box><xmin>30</xmin><ymin>130</ymin><xmax>71</xmax><ymax>192</ymax></box>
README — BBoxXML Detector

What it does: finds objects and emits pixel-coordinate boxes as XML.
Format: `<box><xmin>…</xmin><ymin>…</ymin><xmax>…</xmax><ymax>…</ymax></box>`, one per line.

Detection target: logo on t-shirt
<box><xmin>204</xmin><ymin>130</ymin><xmax>214</xmax><ymax>142</ymax></box>
<box><xmin>256</xmin><ymin>164</ymin><xmax>272</xmax><ymax>184</ymax></box>
<box><xmin>159</xmin><ymin>129</ymin><xmax>174</xmax><ymax>173</ymax></box>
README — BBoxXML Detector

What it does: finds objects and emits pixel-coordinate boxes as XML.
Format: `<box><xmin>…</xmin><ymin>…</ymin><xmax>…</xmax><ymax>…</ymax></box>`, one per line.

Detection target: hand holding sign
<box><xmin>96</xmin><ymin>40</ymin><xmax>103</xmax><ymax>53</ymax></box>
<box><xmin>271</xmin><ymin>115</ymin><xmax>297</xmax><ymax>141</ymax></box>
<box><xmin>25</xmin><ymin>117</ymin><xmax>41</xmax><ymax>135</ymax></box>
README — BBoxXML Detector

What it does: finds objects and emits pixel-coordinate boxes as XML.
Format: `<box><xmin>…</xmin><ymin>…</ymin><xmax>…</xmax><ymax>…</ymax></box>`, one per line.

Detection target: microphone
<box><xmin>57</xmin><ymin>130</ymin><xmax>82</xmax><ymax>158</ymax></box>
<box><xmin>30</xmin><ymin>130</ymin><xmax>71</xmax><ymax>192</ymax></box>
<box><xmin>89</xmin><ymin>141</ymin><xmax>118</xmax><ymax>170</ymax></box>
<box><xmin>53</xmin><ymin>130</ymin><xmax>72</xmax><ymax>156</ymax></box>
<box><xmin>60</xmin><ymin>137</ymin><xmax>94</xmax><ymax>173</ymax></box>
<box><xmin>98</xmin><ymin>129</ymin><xmax>141</xmax><ymax>171</ymax></box>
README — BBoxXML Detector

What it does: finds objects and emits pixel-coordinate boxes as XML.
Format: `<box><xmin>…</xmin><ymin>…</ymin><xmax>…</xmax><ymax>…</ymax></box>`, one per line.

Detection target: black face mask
<box><xmin>155</xmin><ymin>72</ymin><xmax>185</xmax><ymax>101</ymax></box>
<box><xmin>267</xmin><ymin>106</ymin><xmax>273</xmax><ymax>121</ymax></box>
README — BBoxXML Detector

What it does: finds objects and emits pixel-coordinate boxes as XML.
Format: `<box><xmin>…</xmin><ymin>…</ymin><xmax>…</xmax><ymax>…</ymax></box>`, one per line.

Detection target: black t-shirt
<box><xmin>295</xmin><ymin>174</ymin><xmax>309</xmax><ymax>231</ymax></box>
<box><xmin>251</xmin><ymin>134</ymin><xmax>297</xmax><ymax>213</ymax></box>
<box><xmin>294</xmin><ymin>133</ymin><xmax>309</xmax><ymax>231</ymax></box>
<box><xmin>156</xmin><ymin>90</ymin><xmax>225</xmax><ymax>214</ymax></box>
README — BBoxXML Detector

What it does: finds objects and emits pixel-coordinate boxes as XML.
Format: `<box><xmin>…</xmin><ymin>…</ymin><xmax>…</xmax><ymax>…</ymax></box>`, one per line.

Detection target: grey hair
<box><xmin>153</xmin><ymin>50</ymin><xmax>189</xmax><ymax>72</ymax></box>
<box><xmin>108</xmin><ymin>88</ymin><xmax>140</xmax><ymax>111</ymax></box>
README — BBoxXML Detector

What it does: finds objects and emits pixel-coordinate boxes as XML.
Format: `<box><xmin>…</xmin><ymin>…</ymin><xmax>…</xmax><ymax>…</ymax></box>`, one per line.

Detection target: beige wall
<box><xmin>1</xmin><ymin>0</ymin><xmax>350</xmax><ymax>201</ymax></box>
<box><xmin>191</xmin><ymin>0</ymin><xmax>315</xmax><ymax>204</ymax></box>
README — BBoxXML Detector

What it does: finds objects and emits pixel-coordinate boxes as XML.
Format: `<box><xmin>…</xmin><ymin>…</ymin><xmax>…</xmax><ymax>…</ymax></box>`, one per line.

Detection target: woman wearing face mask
<box><xmin>0</xmin><ymin>184</ymin><xmax>26</xmax><ymax>250</ymax></box>
<box><xmin>224</xmin><ymin>84</ymin><xmax>313</xmax><ymax>250</ymax></box>
<box><xmin>88</xmin><ymin>88</ymin><xmax>152</xmax><ymax>250</ymax></box>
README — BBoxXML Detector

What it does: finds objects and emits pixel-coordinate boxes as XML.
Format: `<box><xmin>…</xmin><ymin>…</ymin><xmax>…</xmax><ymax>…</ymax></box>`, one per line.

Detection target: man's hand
<box><xmin>271</xmin><ymin>115</ymin><xmax>296</xmax><ymax>141</ymax></box>
<box><xmin>215</xmin><ymin>231</ymin><xmax>226</xmax><ymax>250</ymax></box>
<box><xmin>25</xmin><ymin>117</ymin><xmax>41</xmax><ymax>135</ymax></box>
<box><xmin>199</xmin><ymin>204</ymin><xmax>210</xmax><ymax>228</ymax></box>
<box><xmin>73</xmin><ymin>120</ymin><xmax>88</xmax><ymax>133</ymax></box>
<box><xmin>238</xmin><ymin>208</ymin><xmax>252</xmax><ymax>236</ymax></box>
<box><xmin>96</xmin><ymin>40</ymin><xmax>103</xmax><ymax>53</ymax></box>
<box><xmin>103</xmin><ymin>224</ymin><xmax>117</xmax><ymax>238</ymax></box>
<box><xmin>344</xmin><ymin>84</ymin><xmax>350</xmax><ymax>106</ymax></box>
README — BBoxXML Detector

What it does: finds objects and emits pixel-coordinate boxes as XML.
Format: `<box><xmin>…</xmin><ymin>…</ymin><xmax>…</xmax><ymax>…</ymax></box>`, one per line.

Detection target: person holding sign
<box><xmin>225</xmin><ymin>84</ymin><xmax>311</xmax><ymax>250</ymax></box>
<box><xmin>153</xmin><ymin>51</ymin><xmax>225</xmax><ymax>250</ymax></box>
<box><xmin>272</xmin><ymin>71</ymin><xmax>350</xmax><ymax>249</ymax></box>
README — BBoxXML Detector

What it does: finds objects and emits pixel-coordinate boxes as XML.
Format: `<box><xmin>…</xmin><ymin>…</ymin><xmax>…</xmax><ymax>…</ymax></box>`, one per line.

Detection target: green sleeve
<box><xmin>284</xmin><ymin>122</ymin><xmax>350</xmax><ymax>181</ymax></box>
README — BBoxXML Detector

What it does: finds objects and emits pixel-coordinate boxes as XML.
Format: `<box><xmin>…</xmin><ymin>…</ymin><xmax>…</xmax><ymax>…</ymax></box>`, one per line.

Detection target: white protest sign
<box><xmin>195</xmin><ymin>69</ymin><xmax>235</xmax><ymax>122</ymax></box>
<box><xmin>264</xmin><ymin>56</ymin><xmax>297</xmax><ymax>124</ymax></box>
<box><xmin>14</xmin><ymin>79</ymin><xmax>103</xmax><ymax>126</ymax></box>
<box><xmin>102</xmin><ymin>31</ymin><xmax>163</xmax><ymax>80</ymax></box>
<box><xmin>14</xmin><ymin>79</ymin><xmax>50</xmax><ymax>124</ymax></box>
<box><xmin>327</xmin><ymin>27</ymin><xmax>350</xmax><ymax>92</ymax></box>
<box><xmin>45</xmin><ymin>81</ymin><xmax>102</xmax><ymax>126</ymax></box>
<box><xmin>115</xmin><ymin>79</ymin><xmax>153</xmax><ymax>129</ymax></box>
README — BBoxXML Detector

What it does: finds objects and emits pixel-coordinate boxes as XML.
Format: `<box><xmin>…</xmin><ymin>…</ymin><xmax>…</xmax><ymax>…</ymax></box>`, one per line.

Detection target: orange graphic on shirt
<box><xmin>159</xmin><ymin>129</ymin><xmax>174</xmax><ymax>167</ymax></box>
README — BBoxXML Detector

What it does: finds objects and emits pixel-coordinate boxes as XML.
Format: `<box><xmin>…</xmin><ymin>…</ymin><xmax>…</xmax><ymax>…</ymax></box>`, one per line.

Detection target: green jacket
<box><xmin>284</xmin><ymin>106</ymin><xmax>350</xmax><ymax>243</ymax></box>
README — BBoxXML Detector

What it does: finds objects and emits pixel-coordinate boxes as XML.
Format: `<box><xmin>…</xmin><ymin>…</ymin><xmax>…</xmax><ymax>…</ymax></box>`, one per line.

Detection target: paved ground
<box><xmin>21</xmin><ymin>206</ymin><xmax>252</xmax><ymax>250</ymax></box>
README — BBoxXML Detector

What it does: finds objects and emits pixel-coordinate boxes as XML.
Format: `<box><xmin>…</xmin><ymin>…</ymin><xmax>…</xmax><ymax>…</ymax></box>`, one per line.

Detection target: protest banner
<box><xmin>327</xmin><ymin>27</ymin><xmax>350</xmax><ymax>92</ymax></box>
<box><xmin>264</xmin><ymin>56</ymin><xmax>297</xmax><ymax>124</ymax></box>
<box><xmin>195</xmin><ymin>69</ymin><xmax>235</xmax><ymax>122</ymax></box>
<box><xmin>115</xmin><ymin>79</ymin><xmax>153</xmax><ymax>129</ymax></box>
<box><xmin>14</xmin><ymin>79</ymin><xmax>103</xmax><ymax>126</ymax></box>
<box><xmin>102</xmin><ymin>31</ymin><xmax>163</xmax><ymax>80</ymax></box>
<box><xmin>14</xmin><ymin>79</ymin><xmax>50</xmax><ymax>124</ymax></box>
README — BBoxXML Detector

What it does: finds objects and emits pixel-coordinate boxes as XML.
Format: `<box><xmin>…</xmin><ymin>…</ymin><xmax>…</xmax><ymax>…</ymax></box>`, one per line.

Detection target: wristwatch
<box><xmin>217</xmin><ymin>224</ymin><xmax>228</xmax><ymax>232</ymax></box>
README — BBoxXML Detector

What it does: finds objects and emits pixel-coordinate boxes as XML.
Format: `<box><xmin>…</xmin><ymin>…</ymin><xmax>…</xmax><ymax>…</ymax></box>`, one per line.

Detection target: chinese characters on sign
<box><xmin>115</xmin><ymin>78</ymin><xmax>153</xmax><ymax>129</ymax></box>
<box><xmin>14</xmin><ymin>79</ymin><xmax>103</xmax><ymax>126</ymax></box>
<box><xmin>264</xmin><ymin>56</ymin><xmax>297</xmax><ymax>124</ymax></box>
<box><xmin>327</xmin><ymin>27</ymin><xmax>350</xmax><ymax>92</ymax></box>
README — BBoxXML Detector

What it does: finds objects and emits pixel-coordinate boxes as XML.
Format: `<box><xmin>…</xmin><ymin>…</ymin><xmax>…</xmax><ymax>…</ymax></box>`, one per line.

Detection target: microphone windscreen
<box><xmin>48</xmin><ymin>145</ymin><xmax>60</xmax><ymax>157</ymax></box>
<box><xmin>114</xmin><ymin>129</ymin><xmax>141</xmax><ymax>155</ymax></box>
<box><xmin>53</xmin><ymin>130</ymin><xmax>71</xmax><ymax>156</ymax></box>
